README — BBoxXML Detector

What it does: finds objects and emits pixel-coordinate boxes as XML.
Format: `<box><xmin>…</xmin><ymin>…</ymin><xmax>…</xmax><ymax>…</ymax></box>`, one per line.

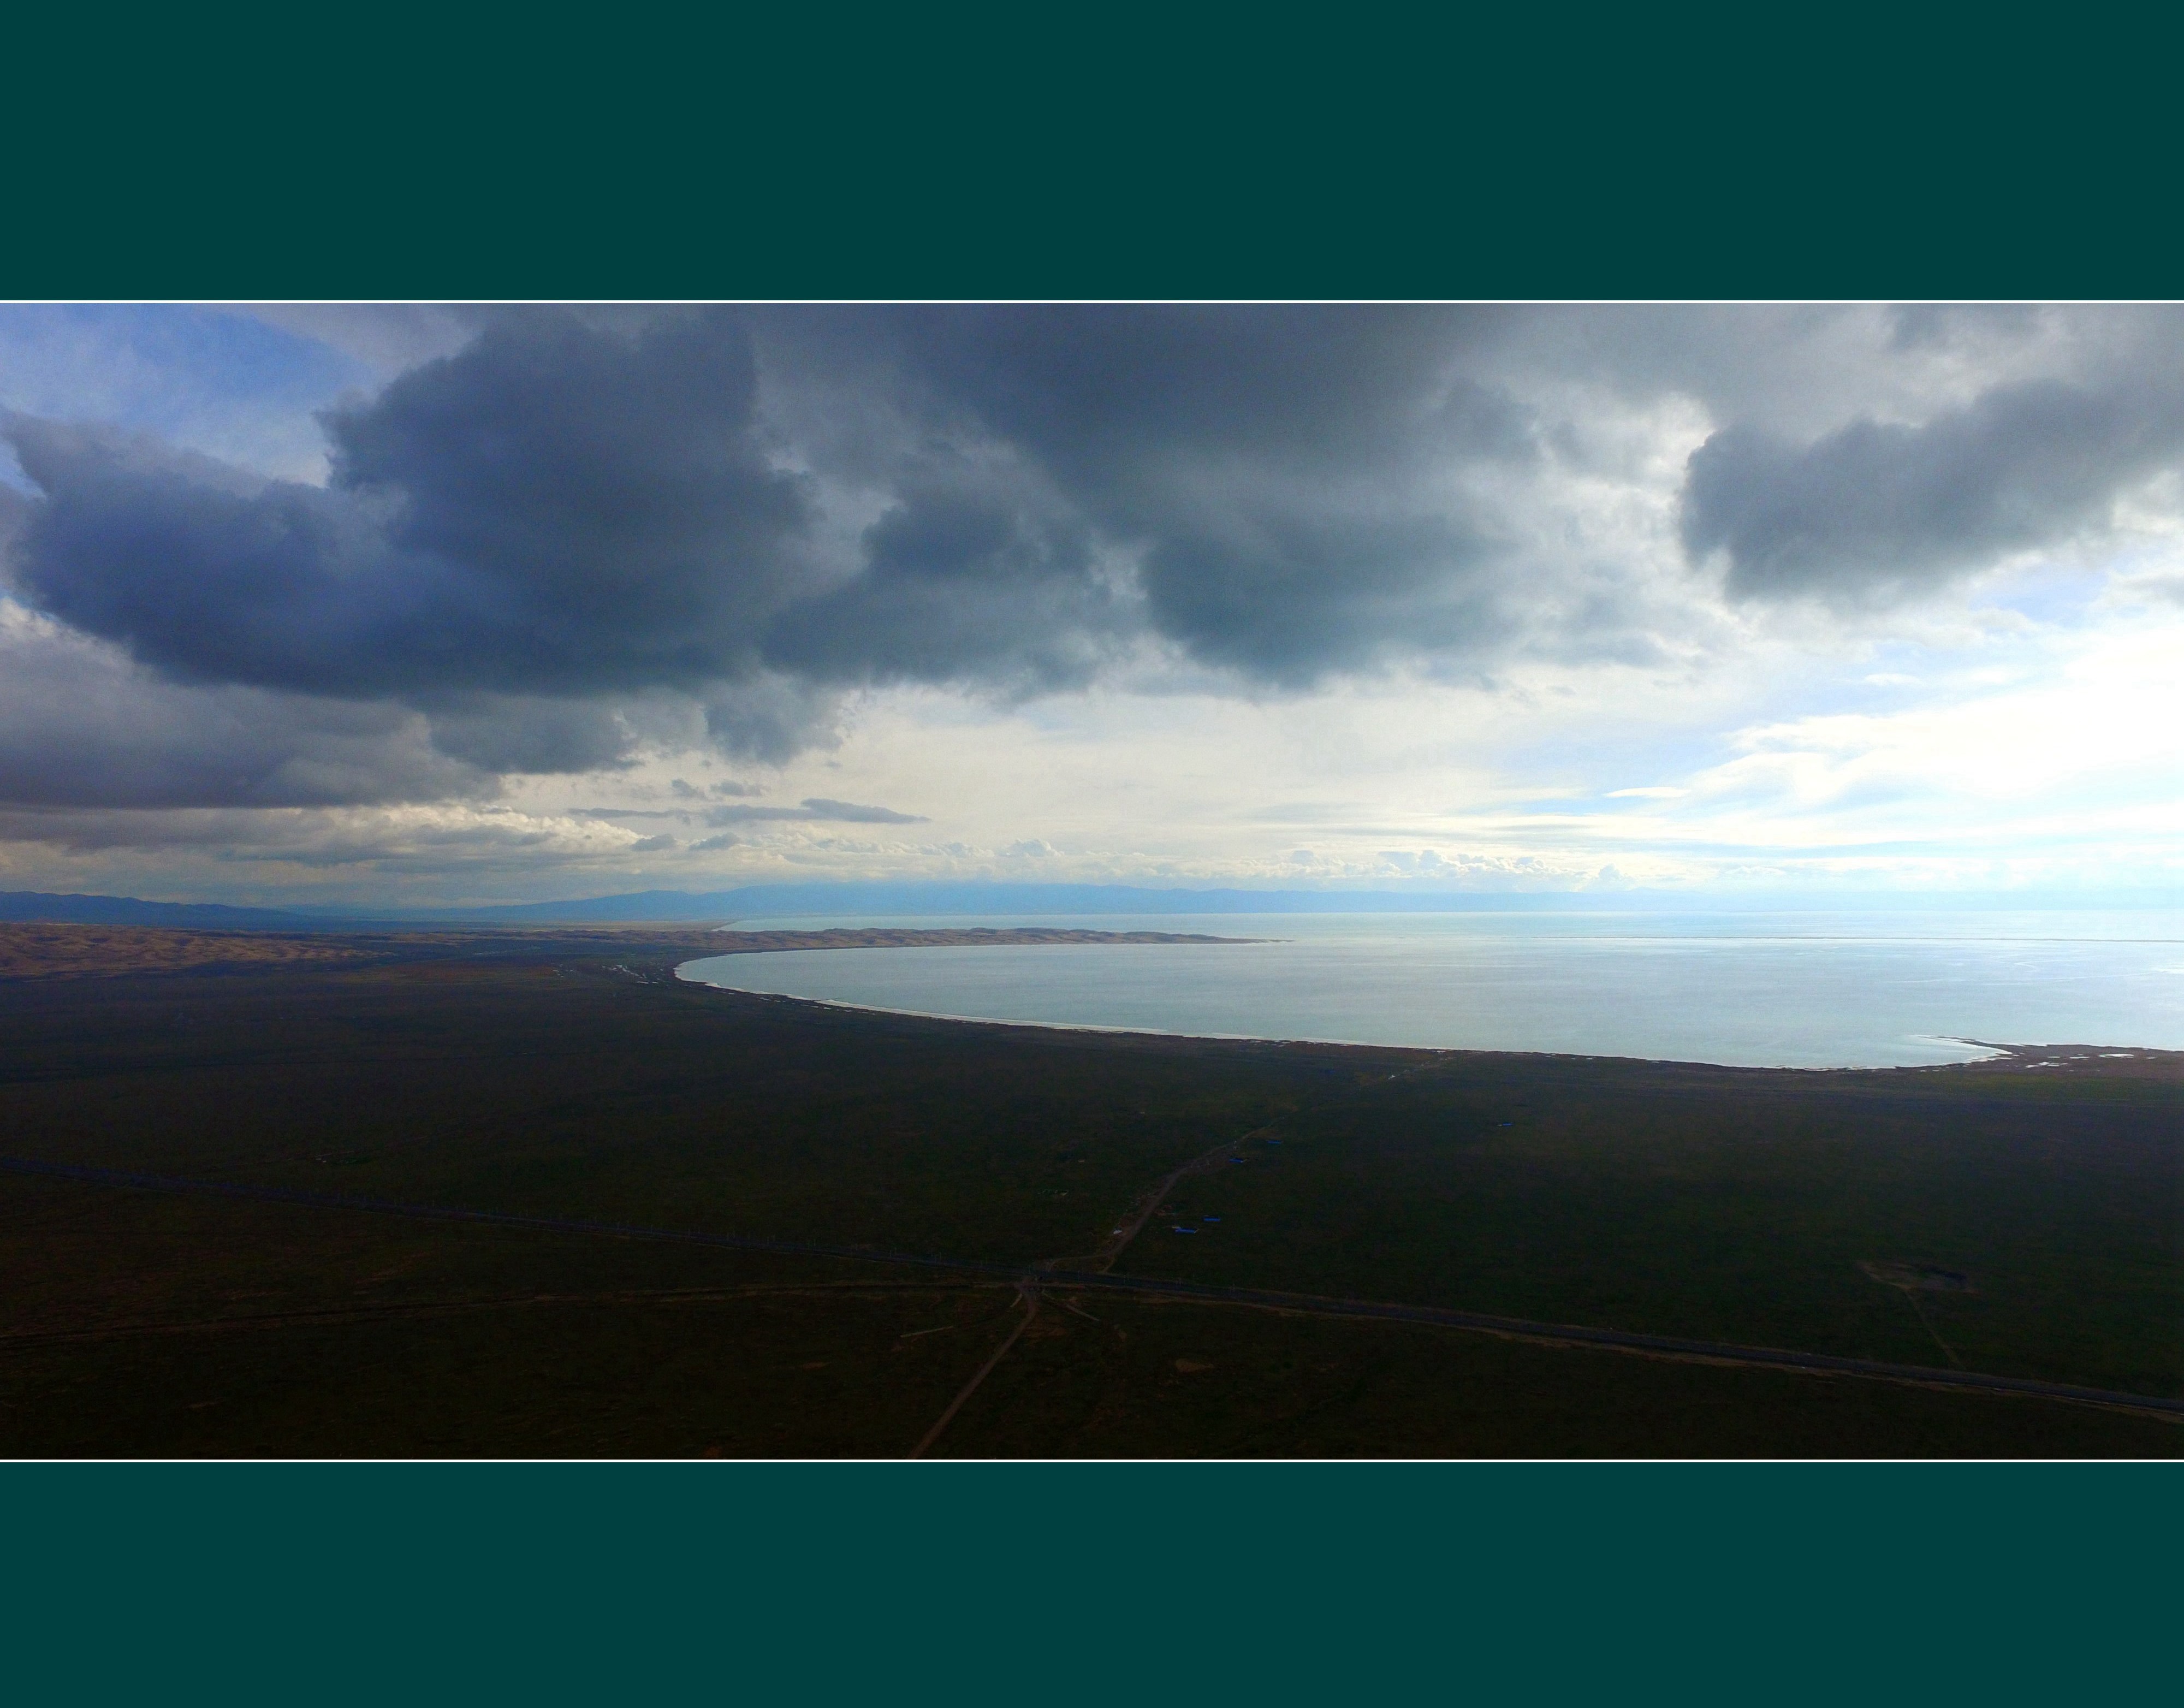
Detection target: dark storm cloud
<box><xmin>0</xmin><ymin>306</ymin><xmax>1732</xmax><ymax>746</ymax></box>
<box><xmin>806</xmin><ymin>305</ymin><xmax>1511</xmax><ymax>470</ymax></box>
<box><xmin>697</xmin><ymin>675</ymin><xmax>841</xmax><ymax>765</ymax></box>
<box><xmin>6</xmin><ymin>309</ymin><xmax>814</xmax><ymax>702</ymax></box>
<box><xmin>0</xmin><ymin>479</ymin><xmax>29</xmax><ymax>568</ymax></box>
<box><xmin>1681</xmin><ymin>377</ymin><xmax>2184</xmax><ymax>599</ymax></box>
<box><xmin>419</xmin><ymin>694</ymin><xmax>647</xmax><ymax>774</ymax></box>
<box><xmin>0</xmin><ymin>616</ymin><xmax>489</xmax><ymax>808</ymax></box>
<box><xmin>759</xmin><ymin>305</ymin><xmax>1535</xmax><ymax>684</ymax></box>
<box><xmin>1136</xmin><ymin>509</ymin><xmax>1509</xmax><ymax>683</ymax></box>
<box><xmin>762</xmin><ymin>472</ymin><xmax>1127</xmax><ymax>690</ymax></box>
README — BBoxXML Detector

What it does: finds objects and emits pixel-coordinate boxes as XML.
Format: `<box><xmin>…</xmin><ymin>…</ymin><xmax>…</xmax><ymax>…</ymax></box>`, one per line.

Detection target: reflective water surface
<box><xmin>678</xmin><ymin>910</ymin><xmax>2184</xmax><ymax>1069</ymax></box>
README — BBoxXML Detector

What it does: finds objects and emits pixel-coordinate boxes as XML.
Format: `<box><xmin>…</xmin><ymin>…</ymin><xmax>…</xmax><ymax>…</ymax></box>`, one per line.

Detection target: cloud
<box><xmin>2102</xmin><ymin>568</ymin><xmax>2184</xmax><ymax>608</ymax></box>
<box><xmin>1137</xmin><ymin>509</ymin><xmax>1509</xmax><ymax>684</ymax></box>
<box><xmin>0</xmin><ymin>802</ymin><xmax>666</xmax><ymax>868</ymax></box>
<box><xmin>17</xmin><ymin>306</ymin><xmax>2184</xmax><ymax>754</ymax></box>
<box><xmin>5</xmin><ymin>301</ymin><xmax>2183</xmax><ymax>868</ymax></box>
<box><xmin>799</xmin><ymin>796</ymin><xmax>927</xmax><ymax>823</ymax></box>
<box><xmin>5</xmin><ymin>309</ymin><xmax>818</xmax><ymax>711</ymax></box>
<box><xmin>0</xmin><ymin>480</ymin><xmax>29</xmax><ymax>574</ymax></box>
<box><xmin>0</xmin><ymin>602</ymin><xmax>491</xmax><ymax>808</ymax></box>
<box><xmin>419</xmin><ymin>694</ymin><xmax>651</xmax><ymax>774</ymax></box>
<box><xmin>236</xmin><ymin>304</ymin><xmax>482</xmax><ymax>377</ymax></box>
<box><xmin>705</xmin><ymin>797</ymin><xmax>927</xmax><ymax>825</ymax></box>
<box><xmin>761</xmin><ymin>469</ymin><xmax>1133</xmax><ymax>691</ymax></box>
<box><xmin>765</xmin><ymin>305</ymin><xmax>1538</xmax><ymax>686</ymax></box>
<box><xmin>1681</xmin><ymin>376</ymin><xmax>2184</xmax><ymax>600</ymax></box>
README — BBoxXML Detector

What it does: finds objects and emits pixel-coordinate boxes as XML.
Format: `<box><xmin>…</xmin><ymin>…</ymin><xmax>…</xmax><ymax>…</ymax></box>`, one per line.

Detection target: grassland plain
<box><xmin>1129</xmin><ymin>1053</ymin><xmax>2184</xmax><ymax>1397</ymax></box>
<box><xmin>0</xmin><ymin>923</ymin><xmax>2175</xmax><ymax>1456</ymax></box>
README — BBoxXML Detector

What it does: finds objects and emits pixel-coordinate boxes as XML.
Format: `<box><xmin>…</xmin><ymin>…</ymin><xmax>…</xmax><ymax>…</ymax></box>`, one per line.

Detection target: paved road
<box><xmin>7</xmin><ymin>1154</ymin><xmax>2180</xmax><ymax>1423</ymax></box>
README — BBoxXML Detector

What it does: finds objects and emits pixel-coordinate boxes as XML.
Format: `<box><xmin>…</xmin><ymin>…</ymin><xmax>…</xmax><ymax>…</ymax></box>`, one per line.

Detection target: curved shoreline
<box><xmin>672</xmin><ymin>957</ymin><xmax>2078</xmax><ymax>1072</ymax></box>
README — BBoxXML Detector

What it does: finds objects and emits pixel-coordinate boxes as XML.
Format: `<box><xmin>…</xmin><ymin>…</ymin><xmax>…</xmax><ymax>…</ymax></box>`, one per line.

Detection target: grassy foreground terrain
<box><xmin>0</xmin><ymin>923</ymin><xmax>2176</xmax><ymax>1457</ymax></box>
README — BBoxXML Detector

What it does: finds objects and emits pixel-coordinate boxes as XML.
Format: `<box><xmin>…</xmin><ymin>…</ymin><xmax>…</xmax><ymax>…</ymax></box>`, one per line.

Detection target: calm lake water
<box><xmin>676</xmin><ymin>910</ymin><xmax>2184</xmax><ymax>1069</ymax></box>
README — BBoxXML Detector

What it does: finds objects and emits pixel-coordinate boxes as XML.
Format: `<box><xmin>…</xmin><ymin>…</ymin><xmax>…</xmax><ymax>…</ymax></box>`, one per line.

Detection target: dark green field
<box><xmin>1</xmin><ymin>926</ymin><xmax>2176</xmax><ymax>1456</ymax></box>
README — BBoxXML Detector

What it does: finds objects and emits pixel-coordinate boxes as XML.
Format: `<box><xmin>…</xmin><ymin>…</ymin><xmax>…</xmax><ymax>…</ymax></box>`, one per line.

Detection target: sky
<box><xmin>0</xmin><ymin>303</ymin><xmax>2177</xmax><ymax>908</ymax></box>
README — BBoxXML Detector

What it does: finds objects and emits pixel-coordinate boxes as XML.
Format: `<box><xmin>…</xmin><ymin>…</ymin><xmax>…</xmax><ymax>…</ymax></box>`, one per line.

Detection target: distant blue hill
<box><xmin>8</xmin><ymin>882</ymin><xmax>1588</xmax><ymax>930</ymax></box>
<box><xmin>11</xmin><ymin>882</ymin><xmax>2165</xmax><ymax>930</ymax></box>
<box><xmin>0</xmin><ymin>890</ymin><xmax>315</xmax><ymax>928</ymax></box>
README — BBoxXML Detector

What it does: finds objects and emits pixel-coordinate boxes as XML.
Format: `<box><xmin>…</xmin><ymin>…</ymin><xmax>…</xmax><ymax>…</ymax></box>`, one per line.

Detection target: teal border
<box><xmin>4</xmin><ymin>1463</ymin><xmax>2175</xmax><ymax>1699</ymax></box>
<box><xmin>12</xmin><ymin>10</ymin><xmax>2179</xmax><ymax>299</ymax></box>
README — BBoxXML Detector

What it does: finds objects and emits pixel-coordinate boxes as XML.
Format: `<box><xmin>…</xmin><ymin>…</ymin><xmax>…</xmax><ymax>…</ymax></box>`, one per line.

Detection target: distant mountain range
<box><xmin>2</xmin><ymin>882</ymin><xmax>1610</xmax><ymax>929</ymax></box>
<box><xmin>3</xmin><ymin>882</ymin><xmax>2162</xmax><ymax>930</ymax></box>
<box><xmin>0</xmin><ymin>891</ymin><xmax>323</xmax><ymax>928</ymax></box>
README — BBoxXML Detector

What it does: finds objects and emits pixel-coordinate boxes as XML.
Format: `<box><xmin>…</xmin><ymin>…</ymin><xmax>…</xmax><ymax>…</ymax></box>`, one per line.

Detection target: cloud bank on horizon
<box><xmin>0</xmin><ymin>303</ymin><xmax>2177</xmax><ymax>905</ymax></box>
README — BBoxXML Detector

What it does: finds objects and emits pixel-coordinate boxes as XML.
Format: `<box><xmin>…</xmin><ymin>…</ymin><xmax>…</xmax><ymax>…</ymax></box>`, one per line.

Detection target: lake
<box><xmin>675</xmin><ymin>910</ymin><xmax>2184</xmax><ymax>1069</ymax></box>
